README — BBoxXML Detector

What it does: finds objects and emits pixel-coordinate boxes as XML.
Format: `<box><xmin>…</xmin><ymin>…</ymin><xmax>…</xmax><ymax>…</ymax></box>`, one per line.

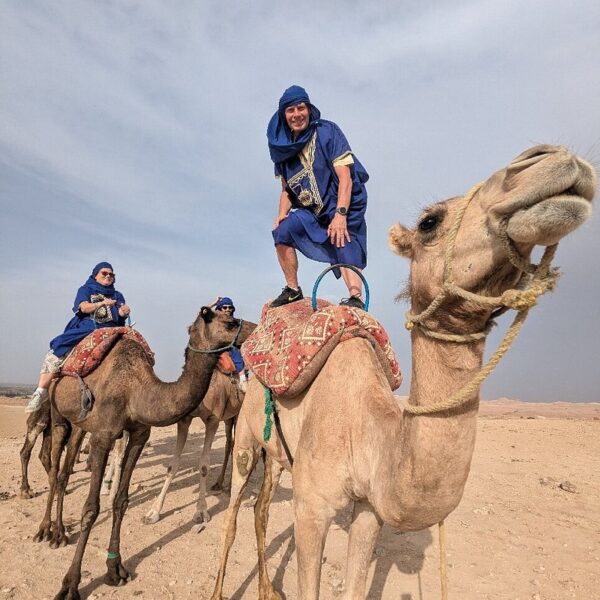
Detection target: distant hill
<box><xmin>0</xmin><ymin>383</ymin><xmax>35</xmax><ymax>397</ymax></box>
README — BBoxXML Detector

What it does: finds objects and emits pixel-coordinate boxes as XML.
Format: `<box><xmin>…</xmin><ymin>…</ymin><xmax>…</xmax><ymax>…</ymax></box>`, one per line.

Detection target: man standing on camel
<box><xmin>267</xmin><ymin>85</ymin><xmax>369</xmax><ymax>309</ymax></box>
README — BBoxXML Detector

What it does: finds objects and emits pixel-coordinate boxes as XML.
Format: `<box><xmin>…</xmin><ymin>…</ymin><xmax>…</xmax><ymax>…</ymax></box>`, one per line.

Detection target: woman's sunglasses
<box><xmin>218</xmin><ymin>305</ymin><xmax>234</xmax><ymax>312</ymax></box>
<box><xmin>99</xmin><ymin>271</ymin><xmax>115</xmax><ymax>278</ymax></box>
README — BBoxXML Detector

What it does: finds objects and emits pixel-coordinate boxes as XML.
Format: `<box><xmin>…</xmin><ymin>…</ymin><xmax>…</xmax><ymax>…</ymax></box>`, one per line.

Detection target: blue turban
<box><xmin>267</xmin><ymin>85</ymin><xmax>321</xmax><ymax>164</ymax></box>
<box><xmin>86</xmin><ymin>262</ymin><xmax>116</xmax><ymax>295</ymax></box>
<box><xmin>215</xmin><ymin>297</ymin><xmax>235</xmax><ymax>312</ymax></box>
<box><xmin>92</xmin><ymin>261</ymin><xmax>113</xmax><ymax>278</ymax></box>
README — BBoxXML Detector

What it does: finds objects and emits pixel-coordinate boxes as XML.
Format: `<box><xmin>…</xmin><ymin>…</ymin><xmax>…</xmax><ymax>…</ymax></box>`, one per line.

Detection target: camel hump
<box><xmin>61</xmin><ymin>327</ymin><xmax>155</xmax><ymax>378</ymax></box>
<box><xmin>243</xmin><ymin>298</ymin><xmax>402</xmax><ymax>398</ymax></box>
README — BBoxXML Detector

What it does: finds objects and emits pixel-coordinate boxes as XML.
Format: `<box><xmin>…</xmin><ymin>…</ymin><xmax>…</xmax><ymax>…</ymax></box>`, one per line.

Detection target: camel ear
<box><xmin>200</xmin><ymin>306</ymin><xmax>213</xmax><ymax>323</ymax></box>
<box><xmin>388</xmin><ymin>224</ymin><xmax>414</xmax><ymax>258</ymax></box>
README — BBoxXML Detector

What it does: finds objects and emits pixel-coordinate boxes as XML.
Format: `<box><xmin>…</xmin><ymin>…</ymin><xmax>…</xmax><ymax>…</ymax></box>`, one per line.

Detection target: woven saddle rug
<box><xmin>242</xmin><ymin>298</ymin><xmax>402</xmax><ymax>399</ymax></box>
<box><xmin>61</xmin><ymin>327</ymin><xmax>155</xmax><ymax>378</ymax></box>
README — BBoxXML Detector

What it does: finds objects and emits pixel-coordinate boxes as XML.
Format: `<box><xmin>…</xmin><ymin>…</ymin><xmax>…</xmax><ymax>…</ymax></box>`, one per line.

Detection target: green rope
<box><xmin>263</xmin><ymin>386</ymin><xmax>274</xmax><ymax>442</ymax></box>
<box><xmin>107</xmin><ymin>551</ymin><xmax>120</xmax><ymax>560</ymax></box>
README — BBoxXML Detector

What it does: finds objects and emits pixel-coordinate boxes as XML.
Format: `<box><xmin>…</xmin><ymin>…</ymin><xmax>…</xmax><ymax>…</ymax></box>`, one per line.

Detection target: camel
<box><xmin>33</xmin><ymin>307</ymin><xmax>255</xmax><ymax>600</ymax></box>
<box><xmin>143</xmin><ymin>368</ymin><xmax>244</xmax><ymax>525</ymax></box>
<box><xmin>20</xmin><ymin>370</ymin><xmax>239</xmax><ymax>510</ymax></box>
<box><xmin>209</xmin><ymin>145</ymin><xmax>596</xmax><ymax>600</ymax></box>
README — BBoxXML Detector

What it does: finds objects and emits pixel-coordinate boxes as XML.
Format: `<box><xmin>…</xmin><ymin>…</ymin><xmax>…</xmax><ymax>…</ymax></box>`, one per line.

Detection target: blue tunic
<box><xmin>228</xmin><ymin>347</ymin><xmax>245</xmax><ymax>373</ymax></box>
<box><xmin>49</xmin><ymin>283</ymin><xmax>127</xmax><ymax>358</ymax></box>
<box><xmin>272</xmin><ymin>120</ymin><xmax>368</xmax><ymax>273</ymax></box>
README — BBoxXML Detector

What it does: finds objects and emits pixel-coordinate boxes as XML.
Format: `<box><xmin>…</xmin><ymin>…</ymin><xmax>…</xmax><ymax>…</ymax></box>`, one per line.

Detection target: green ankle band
<box><xmin>107</xmin><ymin>551</ymin><xmax>119</xmax><ymax>560</ymax></box>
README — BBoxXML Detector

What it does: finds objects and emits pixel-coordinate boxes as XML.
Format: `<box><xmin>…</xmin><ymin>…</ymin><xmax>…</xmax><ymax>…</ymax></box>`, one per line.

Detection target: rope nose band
<box><xmin>403</xmin><ymin>183</ymin><xmax>561</xmax><ymax>415</ymax></box>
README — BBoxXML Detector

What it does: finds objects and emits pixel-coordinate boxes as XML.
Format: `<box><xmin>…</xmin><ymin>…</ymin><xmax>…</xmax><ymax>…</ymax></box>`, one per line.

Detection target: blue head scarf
<box><xmin>215</xmin><ymin>297</ymin><xmax>235</xmax><ymax>313</ymax></box>
<box><xmin>267</xmin><ymin>85</ymin><xmax>321</xmax><ymax>164</ymax></box>
<box><xmin>84</xmin><ymin>262</ymin><xmax>117</xmax><ymax>297</ymax></box>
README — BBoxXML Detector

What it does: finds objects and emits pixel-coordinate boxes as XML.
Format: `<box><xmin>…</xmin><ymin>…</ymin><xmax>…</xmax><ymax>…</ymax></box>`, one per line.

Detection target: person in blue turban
<box><xmin>211</xmin><ymin>296</ymin><xmax>248</xmax><ymax>391</ymax></box>
<box><xmin>267</xmin><ymin>85</ymin><xmax>369</xmax><ymax>309</ymax></box>
<box><xmin>25</xmin><ymin>262</ymin><xmax>131</xmax><ymax>413</ymax></box>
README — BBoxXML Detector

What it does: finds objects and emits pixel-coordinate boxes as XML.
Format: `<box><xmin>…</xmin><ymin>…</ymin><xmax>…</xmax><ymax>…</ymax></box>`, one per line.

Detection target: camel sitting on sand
<box><xmin>209</xmin><ymin>145</ymin><xmax>596</xmax><ymax>600</ymax></box>
<box><xmin>33</xmin><ymin>307</ymin><xmax>255</xmax><ymax>600</ymax></box>
<box><xmin>142</xmin><ymin>368</ymin><xmax>244</xmax><ymax>525</ymax></box>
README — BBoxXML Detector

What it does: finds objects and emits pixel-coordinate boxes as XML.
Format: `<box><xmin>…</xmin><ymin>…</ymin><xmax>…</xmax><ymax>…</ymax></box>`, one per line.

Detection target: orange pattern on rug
<box><xmin>61</xmin><ymin>327</ymin><xmax>155</xmax><ymax>378</ymax></box>
<box><xmin>242</xmin><ymin>299</ymin><xmax>402</xmax><ymax>398</ymax></box>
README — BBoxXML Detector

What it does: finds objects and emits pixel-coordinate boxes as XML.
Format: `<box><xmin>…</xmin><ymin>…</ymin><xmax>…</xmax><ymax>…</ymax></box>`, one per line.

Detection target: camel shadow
<box><xmin>367</xmin><ymin>527</ymin><xmax>433</xmax><ymax>600</ymax></box>
<box><xmin>221</xmin><ymin>508</ymin><xmax>432</xmax><ymax>600</ymax></box>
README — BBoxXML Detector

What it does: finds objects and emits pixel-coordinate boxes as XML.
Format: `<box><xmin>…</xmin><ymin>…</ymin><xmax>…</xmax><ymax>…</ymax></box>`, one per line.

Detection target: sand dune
<box><xmin>0</xmin><ymin>396</ymin><xmax>598</xmax><ymax>599</ymax></box>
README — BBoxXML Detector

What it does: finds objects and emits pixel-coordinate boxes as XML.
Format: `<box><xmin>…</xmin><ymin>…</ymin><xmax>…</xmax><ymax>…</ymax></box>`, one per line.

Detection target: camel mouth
<box><xmin>505</xmin><ymin>193</ymin><xmax>593</xmax><ymax>246</ymax></box>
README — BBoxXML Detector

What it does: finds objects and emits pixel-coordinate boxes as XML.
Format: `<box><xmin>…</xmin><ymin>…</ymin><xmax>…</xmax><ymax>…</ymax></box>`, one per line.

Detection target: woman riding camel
<box><xmin>25</xmin><ymin>262</ymin><xmax>131</xmax><ymax>412</ymax></box>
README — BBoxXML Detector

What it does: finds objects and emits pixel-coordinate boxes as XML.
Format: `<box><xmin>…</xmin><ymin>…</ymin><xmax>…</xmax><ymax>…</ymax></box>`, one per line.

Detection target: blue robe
<box><xmin>272</xmin><ymin>120</ymin><xmax>368</xmax><ymax>273</ymax></box>
<box><xmin>49</xmin><ymin>283</ymin><xmax>127</xmax><ymax>357</ymax></box>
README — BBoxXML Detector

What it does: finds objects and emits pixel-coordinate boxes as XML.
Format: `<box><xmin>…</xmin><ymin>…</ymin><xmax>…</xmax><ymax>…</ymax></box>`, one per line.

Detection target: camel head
<box><xmin>187</xmin><ymin>307</ymin><xmax>257</xmax><ymax>353</ymax></box>
<box><xmin>389</xmin><ymin>145</ymin><xmax>596</xmax><ymax>332</ymax></box>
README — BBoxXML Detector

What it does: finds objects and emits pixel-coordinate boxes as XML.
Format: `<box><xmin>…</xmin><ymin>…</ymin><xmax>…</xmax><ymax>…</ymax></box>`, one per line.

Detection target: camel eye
<box><xmin>418</xmin><ymin>214</ymin><xmax>439</xmax><ymax>232</ymax></box>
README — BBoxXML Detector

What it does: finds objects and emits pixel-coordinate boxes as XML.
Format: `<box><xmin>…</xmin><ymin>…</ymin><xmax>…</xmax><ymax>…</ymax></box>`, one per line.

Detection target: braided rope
<box><xmin>402</xmin><ymin>183</ymin><xmax>561</xmax><ymax>415</ymax></box>
<box><xmin>403</xmin><ymin>309</ymin><xmax>529</xmax><ymax>414</ymax></box>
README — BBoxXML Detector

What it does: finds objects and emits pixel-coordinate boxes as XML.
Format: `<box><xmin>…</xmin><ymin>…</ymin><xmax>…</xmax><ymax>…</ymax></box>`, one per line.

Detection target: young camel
<box><xmin>34</xmin><ymin>307</ymin><xmax>255</xmax><ymax>600</ymax></box>
<box><xmin>142</xmin><ymin>368</ymin><xmax>244</xmax><ymax>525</ymax></box>
<box><xmin>209</xmin><ymin>145</ymin><xmax>596</xmax><ymax>600</ymax></box>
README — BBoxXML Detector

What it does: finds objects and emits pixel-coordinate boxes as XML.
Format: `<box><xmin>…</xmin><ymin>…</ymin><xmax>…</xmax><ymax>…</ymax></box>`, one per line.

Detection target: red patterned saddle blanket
<box><xmin>61</xmin><ymin>327</ymin><xmax>155</xmax><ymax>378</ymax></box>
<box><xmin>242</xmin><ymin>299</ymin><xmax>402</xmax><ymax>398</ymax></box>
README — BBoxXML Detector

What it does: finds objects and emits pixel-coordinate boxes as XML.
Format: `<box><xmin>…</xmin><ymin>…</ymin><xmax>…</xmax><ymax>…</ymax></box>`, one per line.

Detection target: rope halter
<box><xmin>403</xmin><ymin>183</ymin><xmax>561</xmax><ymax>415</ymax></box>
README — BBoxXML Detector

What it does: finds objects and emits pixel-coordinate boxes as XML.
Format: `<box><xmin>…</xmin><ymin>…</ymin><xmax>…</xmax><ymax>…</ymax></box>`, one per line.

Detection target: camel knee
<box><xmin>112</xmin><ymin>495</ymin><xmax>129</xmax><ymax>516</ymax></box>
<box><xmin>81</xmin><ymin>504</ymin><xmax>101</xmax><ymax>530</ymax></box>
<box><xmin>233</xmin><ymin>448</ymin><xmax>255</xmax><ymax>482</ymax></box>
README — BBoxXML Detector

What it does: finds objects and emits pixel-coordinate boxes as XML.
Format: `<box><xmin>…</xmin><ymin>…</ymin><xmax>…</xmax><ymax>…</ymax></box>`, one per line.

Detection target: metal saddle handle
<box><xmin>311</xmin><ymin>263</ymin><xmax>370</xmax><ymax>311</ymax></box>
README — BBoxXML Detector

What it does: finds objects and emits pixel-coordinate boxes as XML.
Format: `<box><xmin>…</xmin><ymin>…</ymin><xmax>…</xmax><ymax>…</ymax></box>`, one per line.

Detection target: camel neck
<box><xmin>135</xmin><ymin>350</ymin><xmax>219</xmax><ymax>427</ymax></box>
<box><xmin>384</xmin><ymin>330</ymin><xmax>484</xmax><ymax>528</ymax></box>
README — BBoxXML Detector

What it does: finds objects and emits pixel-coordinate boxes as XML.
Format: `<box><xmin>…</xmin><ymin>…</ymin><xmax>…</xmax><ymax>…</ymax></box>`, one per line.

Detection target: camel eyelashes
<box><xmin>418</xmin><ymin>214</ymin><xmax>441</xmax><ymax>232</ymax></box>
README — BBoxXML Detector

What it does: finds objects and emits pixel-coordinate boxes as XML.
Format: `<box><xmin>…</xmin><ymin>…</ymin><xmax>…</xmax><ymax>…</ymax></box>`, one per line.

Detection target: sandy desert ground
<box><xmin>0</xmin><ymin>396</ymin><xmax>598</xmax><ymax>600</ymax></box>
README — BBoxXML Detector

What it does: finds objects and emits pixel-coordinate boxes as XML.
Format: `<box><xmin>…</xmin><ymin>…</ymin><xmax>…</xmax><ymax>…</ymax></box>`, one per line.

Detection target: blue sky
<box><xmin>1</xmin><ymin>1</ymin><xmax>599</xmax><ymax>401</ymax></box>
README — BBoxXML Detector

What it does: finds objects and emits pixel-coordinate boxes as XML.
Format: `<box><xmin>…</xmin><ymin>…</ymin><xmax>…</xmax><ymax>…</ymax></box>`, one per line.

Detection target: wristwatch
<box><xmin>336</xmin><ymin>206</ymin><xmax>348</xmax><ymax>216</ymax></box>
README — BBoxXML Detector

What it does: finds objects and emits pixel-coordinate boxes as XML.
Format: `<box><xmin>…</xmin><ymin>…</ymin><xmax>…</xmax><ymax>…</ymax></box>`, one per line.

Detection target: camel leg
<box><xmin>143</xmin><ymin>417</ymin><xmax>192</xmax><ymax>525</ymax></box>
<box><xmin>34</xmin><ymin>421</ymin><xmax>71</xmax><ymax>543</ymax></box>
<box><xmin>341</xmin><ymin>500</ymin><xmax>383</xmax><ymax>600</ymax></box>
<box><xmin>19</xmin><ymin>418</ymin><xmax>48</xmax><ymax>498</ymax></box>
<box><xmin>212</xmin><ymin>417</ymin><xmax>234</xmax><ymax>492</ymax></box>
<box><xmin>193</xmin><ymin>414</ymin><xmax>219</xmax><ymax>524</ymax></box>
<box><xmin>255</xmin><ymin>454</ymin><xmax>284</xmax><ymax>600</ymax></box>
<box><xmin>294</xmin><ymin>493</ymin><xmax>336</xmax><ymax>600</ymax></box>
<box><xmin>108</xmin><ymin>432</ymin><xmax>129</xmax><ymax>505</ymax></box>
<box><xmin>100</xmin><ymin>442</ymin><xmax>115</xmax><ymax>496</ymax></box>
<box><xmin>40</xmin><ymin>425</ymin><xmax>52</xmax><ymax>474</ymax></box>
<box><xmin>102</xmin><ymin>432</ymin><xmax>128</xmax><ymax>501</ymax></box>
<box><xmin>209</xmin><ymin>442</ymin><xmax>260</xmax><ymax>600</ymax></box>
<box><xmin>54</xmin><ymin>431</ymin><xmax>114</xmax><ymax>600</ymax></box>
<box><xmin>50</xmin><ymin>426</ymin><xmax>87</xmax><ymax>548</ymax></box>
<box><xmin>104</xmin><ymin>426</ymin><xmax>151</xmax><ymax>587</ymax></box>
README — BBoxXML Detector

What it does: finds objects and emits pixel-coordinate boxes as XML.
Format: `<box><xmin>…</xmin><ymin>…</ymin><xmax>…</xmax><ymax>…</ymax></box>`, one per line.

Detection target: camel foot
<box><xmin>20</xmin><ymin>487</ymin><xmax>35</xmax><ymax>499</ymax></box>
<box><xmin>33</xmin><ymin>523</ymin><xmax>53</xmax><ymax>543</ymax></box>
<box><xmin>259</xmin><ymin>585</ymin><xmax>284</xmax><ymax>600</ymax></box>
<box><xmin>104</xmin><ymin>558</ymin><xmax>131</xmax><ymax>587</ymax></box>
<box><xmin>191</xmin><ymin>523</ymin><xmax>206</xmax><ymax>534</ymax></box>
<box><xmin>192</xmin><ymin>509</ymin><xmax>211</xmax><ymax>524</ymax></box>
<box><xmin>49</xmin><ymin>530</ymin><xmax>70</xmax><ymax>549</ymax></box>
<box><xmin>142</xmin><ymin>509</ymin><xmax>160</xmax><ymax>525</ymax></box>
<box><xmin>53</xmin><ymin>578</ymin><xmax>81</xmax><ymax>600</ymax></box>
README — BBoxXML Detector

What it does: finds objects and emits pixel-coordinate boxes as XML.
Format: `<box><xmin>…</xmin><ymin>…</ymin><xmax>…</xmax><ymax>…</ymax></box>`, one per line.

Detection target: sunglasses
<box><xmin>218</xmin><ymin>305</ymin><xmax>234</xmax><ymax>312</ymax></box>
<box><xmin>99</xmin><ymin>271</ymin><xmax>115</xmax><ymax>278</ymax></box>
